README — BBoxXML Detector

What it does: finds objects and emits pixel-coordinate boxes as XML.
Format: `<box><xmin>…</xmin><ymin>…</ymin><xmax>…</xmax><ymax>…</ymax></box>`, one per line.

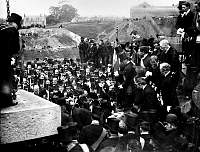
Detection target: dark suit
<box><xmin>192</xmin><ymin>11</ymin><xmax>200</xmax><ymax>69</ymax></box>
<box><xmin>176</xmin><ymin>10</ymin><xmax>195</xmax><ymax>36</ymax></box>
<box><xmin>139</xmin><ymin>85</ymin><xmax>160</xmax><ymax>111</ymax></box>
<box><xmin>158</xmin><ymin>46</ymin><xmax>181</xmax><ymax>85</ymax></box>
<box><xmin>123</xmin><ymin>79</ymin><xmax>137</xmax><ymax>110</ymax></box>
<box><xmin>0</xmin><ymin>24</ymin><xmax>20</xmax><ymax>107</ymax></box>
<box><xmin>78</xmin><ymin>41</ymin><xmax>89</xmax><ymax>63</ymax></box>
<box><xmin>160</xmin><ymin>72</ymin><xmax>179</xmax><ymax>107</ymax></box>
<box><xmin>97</xmin><ymin>44</ymin><xmax>105</xmax><ymax>65</ymax></box>
<box><xmin>182</xmin><ymin>10</ymin><xmax>195</xmax><ymax>36</ymax></box>
<box><xmin>72</xmin><ymin>107</ymin><xmax>92</xmax><ymax>130</ymax></box>
<box><xmin>175</xmin><ymin>13</ymin><xmax>184</xmax><ymax>30</ymax></box>
<box><xmin>141</xmin><ymin>54</ymin><xmax>151</xmax><ymax>70</ymax></box>
<box><xmin>123</xmin><ymin>61</ymin><xmax>136</xmax><ymax>82</ymax></box>
<box><xmin>146</xmin><ymin>66</ymin><xmax>161</xmax><ymax>90</ymax></box>
<box><xmin>89</xmin><ymin>44</ymin><xmax>99</xmax><ymax>67</ymax></box>
<box><xmin>176</xmin><ymin>10</ymin><xmax>195</xmax><ymax>64</ymax></box>
<box><xmin>96</xmin><ymin>137</ymin><xmax>120</xmax><ymax>152</ymax></box>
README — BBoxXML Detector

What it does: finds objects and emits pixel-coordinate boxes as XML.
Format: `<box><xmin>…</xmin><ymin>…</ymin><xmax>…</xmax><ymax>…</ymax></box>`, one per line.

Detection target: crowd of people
<box><xmin>8</xmin><ymin>33</ymin><xmax>200</xmax><ymax>151</ymax></box>
<box><xmin>1</xmin><ymin>1</ymin><xmax>200</xmax><ymax>151</ymax></box>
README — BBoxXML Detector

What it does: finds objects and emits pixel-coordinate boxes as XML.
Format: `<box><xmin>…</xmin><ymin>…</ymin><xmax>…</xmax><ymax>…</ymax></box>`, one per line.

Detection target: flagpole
<box><xmin>6</xmin><ymin>0</ymin><xmax>10</xmax><ymax>19</ymax></box>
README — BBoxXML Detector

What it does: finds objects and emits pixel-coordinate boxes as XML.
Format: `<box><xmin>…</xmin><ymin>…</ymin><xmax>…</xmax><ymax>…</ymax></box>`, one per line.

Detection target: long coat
<box><xmin>0</xmin><ymin>24</ymin><xmax>20</xmax><ymax>81</ymax></box>
<box><xmin>160</xmin><ymin>72</ymin><xmax>179</xmax><ymax>107</ymax></box>
<box><xmin>158</xmin><ymin>46</ymin><xmax>181</xmax><ymax>85</ymax></box>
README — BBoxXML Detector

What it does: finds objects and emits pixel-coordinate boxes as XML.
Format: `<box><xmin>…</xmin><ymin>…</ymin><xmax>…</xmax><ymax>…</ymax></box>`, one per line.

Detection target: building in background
<box><xmin>23</xmin><ymin>15</ymin><xmax>46</xmax><ymax>28</ymax></box>
<box><xmin>130</xmin><ymin>2</ymin><xmax>178</xmax><ymax>18</ymax></box>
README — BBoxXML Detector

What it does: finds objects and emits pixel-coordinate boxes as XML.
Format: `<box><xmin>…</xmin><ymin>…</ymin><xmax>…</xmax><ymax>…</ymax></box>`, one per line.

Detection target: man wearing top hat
<box><xmin>57</xmin><ymin>122</ymin><xmax>94</xmax><ymax>152</ymax></box>
<box><xmin>0</xmin><ymin>13</ymin><xmax>22</xmax><ymax>108</ymax></box>
<box><xmin>79</xmin><ymin>123</ymin><xmax>108</xmax><ymax>151</ymax></box>
<box><xmin>176</xmin><ymin>1</ymin><xmax>195</xmax><ymax>65</ymax></box>
<box><xmin>95</xmin><ymin>116</ymin><xmax>120</xmax><ymax>152</ymax></box>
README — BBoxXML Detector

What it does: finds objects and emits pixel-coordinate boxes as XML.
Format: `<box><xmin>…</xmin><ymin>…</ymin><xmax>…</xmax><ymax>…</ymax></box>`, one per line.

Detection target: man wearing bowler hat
<box><xmin>0</xmin><ymin>13</ymin><xmax>22</xmax><ymax>108</ymax></box>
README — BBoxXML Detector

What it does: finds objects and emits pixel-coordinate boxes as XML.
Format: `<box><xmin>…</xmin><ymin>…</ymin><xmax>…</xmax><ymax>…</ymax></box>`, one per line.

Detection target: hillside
<box><xmin>20</xmin><ymin>27</ymin><xmax>81</xmax><ymax>61</ymax></box>
<box><xmin>20</xmin><ymin>16</ymin><xmax>179</xmax><ymax>61</ymax></box>
<box><xmin>62</xmin><ymin>16</ymin><xmax>177</xmax><ymax>42</ymax></box>
<box><xmin>64</xmin><ymin>21</ymin><xmax>117</xmax><ymax>39</ymax></box>
<box><xmin>102</xmin><ymin>16</ymin><xmax>175</xmax><ymax>43</ymax></box>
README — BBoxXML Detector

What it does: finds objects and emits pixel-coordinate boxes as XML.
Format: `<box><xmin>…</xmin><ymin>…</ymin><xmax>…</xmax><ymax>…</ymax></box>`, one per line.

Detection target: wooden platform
<box><xmin>0</xmin><ymin>90</ymin><xmax>61</xmax><ymax>144</ymax></box>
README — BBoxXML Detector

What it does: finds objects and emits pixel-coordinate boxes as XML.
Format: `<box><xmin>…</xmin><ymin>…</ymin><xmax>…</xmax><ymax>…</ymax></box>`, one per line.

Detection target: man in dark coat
<box><xmin>121</xmin><ymin>56</ymin><xmax>137</xmax><ymax>110</ymax></box>
<box><xmin>123</xmin><ymin>56</ymin><xmax>137</xmax><ymax>82</ymax></box>
<box><xmin>176</xmin><ymin>1</ymin><xmax>195</xmax><ymax>64</ymax></box>
<box><xmin>159</xmin><ymin>63</ymin><xmax>179</xmax><ymax>119</ymax></box>
<box><xmin>138</xmin><ymin>46</ymin><xmax>151</xmax><ymax>69</ymax></box>
<box><xmin>135</xmin><ymin>77</ymin><xmax>160</xmax><ymax>111</ymax></box>
<box><xmin>72</xmin><ymin>107</ymin><xmax>92</xmax><ymax>130</ymax></box>
<box><xmin>89</xmin><ymin>41</ymin><xmax>99</xmax><ymax>68</ymax></box>
<box><xmin>97</xmin><ymin>40</ymin><xmax>107</xmax><ymax>66</ymax></box>
<box><xmin>0</xmin><ymin>13</ymin><xmax>22</xmax><ymax>108</ymax></box>
<box><xmin>158</xmin><ymin>39</ymin><xmax>181</xmax><ymax>86</ymax></box>
<box><xmin>79</xmin><ymin>124</ymin><xmax>108</xmax><ymax>151</ymax></box>
<box><xmin>146</xmin><ymin>55</ymin><xmax>162</xmax><ymax>89</ymax></box>
<box><xmin>78</xmin><ymin>37</ymin><xmax>89</xmax><ymax>63</ymax></box>
<box><xmin>180</xmin><ymin>2</ymin><xmax>195</xmax><ymax>36</ymax></box>
<box><xmin>105</xmin><ymin>41</ymin><xmax>114</xmax><ymax>65</ymax></box>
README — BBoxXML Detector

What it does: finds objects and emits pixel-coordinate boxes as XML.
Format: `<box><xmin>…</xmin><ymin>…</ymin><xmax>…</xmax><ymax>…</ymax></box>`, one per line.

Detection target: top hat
<box><xmin>57</xmin><ymin>121</ymin><xmax>78</xmax><ymax>142</ymax></box>
<box><xmin>107</xmin><ymin>117</ymin><xmax>120</xmax><ymax>134</ymax></box>
<box><xmin>125</xmin><ymin>111</ymin><xmax>138</xmax><ymax>130</ymax></box>
<box><xmin>79</xmin><ymin>124</ymin><xmax>107</xmax><ymax>151</ymax></box>
<box><xmin>7</xmin><ymin>13</ymin><xmax>22</xmax><ymax>29</ymax></box>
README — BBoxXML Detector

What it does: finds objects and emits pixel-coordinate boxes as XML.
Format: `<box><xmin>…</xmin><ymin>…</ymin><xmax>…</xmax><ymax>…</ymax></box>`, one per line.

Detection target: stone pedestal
<box><xmin>0</xmin><ymin>90</ymin><xmax>61</xmax><ymax>144</ymax></box>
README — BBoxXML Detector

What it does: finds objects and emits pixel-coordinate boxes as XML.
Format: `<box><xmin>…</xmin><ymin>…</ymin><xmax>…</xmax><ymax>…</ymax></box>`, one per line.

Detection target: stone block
<box><xmin>0</xmin><ymin>90</ymin><xmax>61</xmax><ymax>144</ymax></box>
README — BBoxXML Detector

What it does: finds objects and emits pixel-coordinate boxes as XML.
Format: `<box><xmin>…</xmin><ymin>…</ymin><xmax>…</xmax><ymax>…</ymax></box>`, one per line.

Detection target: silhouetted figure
<box><xmin>0</xmin><ymin>13</ymin><xmax>22</xmax><ymax>108</ymax></box>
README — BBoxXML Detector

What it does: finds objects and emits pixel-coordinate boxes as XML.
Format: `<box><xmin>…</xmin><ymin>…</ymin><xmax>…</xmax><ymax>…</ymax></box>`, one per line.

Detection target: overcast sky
<box><xmin>0</xmin><ymin>0</ymin><xmax>180</xmax><ymax>18</ymax></box>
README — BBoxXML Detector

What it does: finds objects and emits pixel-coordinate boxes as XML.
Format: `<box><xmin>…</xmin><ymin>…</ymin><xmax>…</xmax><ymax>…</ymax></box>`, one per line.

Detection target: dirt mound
<box><xmin>104</xmin><ymin>18</ymin><xmax>162</xmax><ymax>43</ymax></box>
<box><xmin>20</xmin><ymin>27</ymin><xmax>81</xmax><ymax>60</ymax></box>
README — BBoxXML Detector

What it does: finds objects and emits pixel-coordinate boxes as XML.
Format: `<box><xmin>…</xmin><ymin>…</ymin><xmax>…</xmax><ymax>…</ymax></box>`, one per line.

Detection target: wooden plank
<box><xmin>0</xmin><ymin>90</ymin><xmax>61</xmax><ymax>144</ymax></box>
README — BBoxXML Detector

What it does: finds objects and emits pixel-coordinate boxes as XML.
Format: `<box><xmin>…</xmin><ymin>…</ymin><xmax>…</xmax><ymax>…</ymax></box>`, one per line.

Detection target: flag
<box><xmin>113</xmin><ymin>48</ymin><xmax>119</xmax><ymax>72</ymax></box>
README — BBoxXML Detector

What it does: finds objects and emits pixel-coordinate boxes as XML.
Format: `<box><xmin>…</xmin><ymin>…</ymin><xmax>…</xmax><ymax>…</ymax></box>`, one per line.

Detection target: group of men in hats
<box><xmin>78</xmin><ymin>37</ymin><xmax>114</xmax><ymax>67</ymax></box>
<box><xmin>1</xmin><ymin>6</ymin><xmax>200</xmax><ymax>151</ymax></box>
<box><xmin>8</xmin><ymin>26</ymin><xmax>200</xmax><ymax>150</ymax></box>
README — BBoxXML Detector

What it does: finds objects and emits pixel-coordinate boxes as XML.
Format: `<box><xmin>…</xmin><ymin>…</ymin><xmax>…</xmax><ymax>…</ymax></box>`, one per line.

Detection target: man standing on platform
<box><xmin>176</xmin><ymin>1</ymin><xmax>195</xmax><ymax>65</ymax></box>
<box><xmin>0</xmin><ymin>13</ymin><xmax>22</xmax><ymax>108</ymax></box>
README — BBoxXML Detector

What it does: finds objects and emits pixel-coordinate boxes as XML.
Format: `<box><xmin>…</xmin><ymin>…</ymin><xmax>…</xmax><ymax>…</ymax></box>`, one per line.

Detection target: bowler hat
<box><xmin>7</xmin><ymin>13</ymin><xmax>22</xmax><ymax>29</ymax></box>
